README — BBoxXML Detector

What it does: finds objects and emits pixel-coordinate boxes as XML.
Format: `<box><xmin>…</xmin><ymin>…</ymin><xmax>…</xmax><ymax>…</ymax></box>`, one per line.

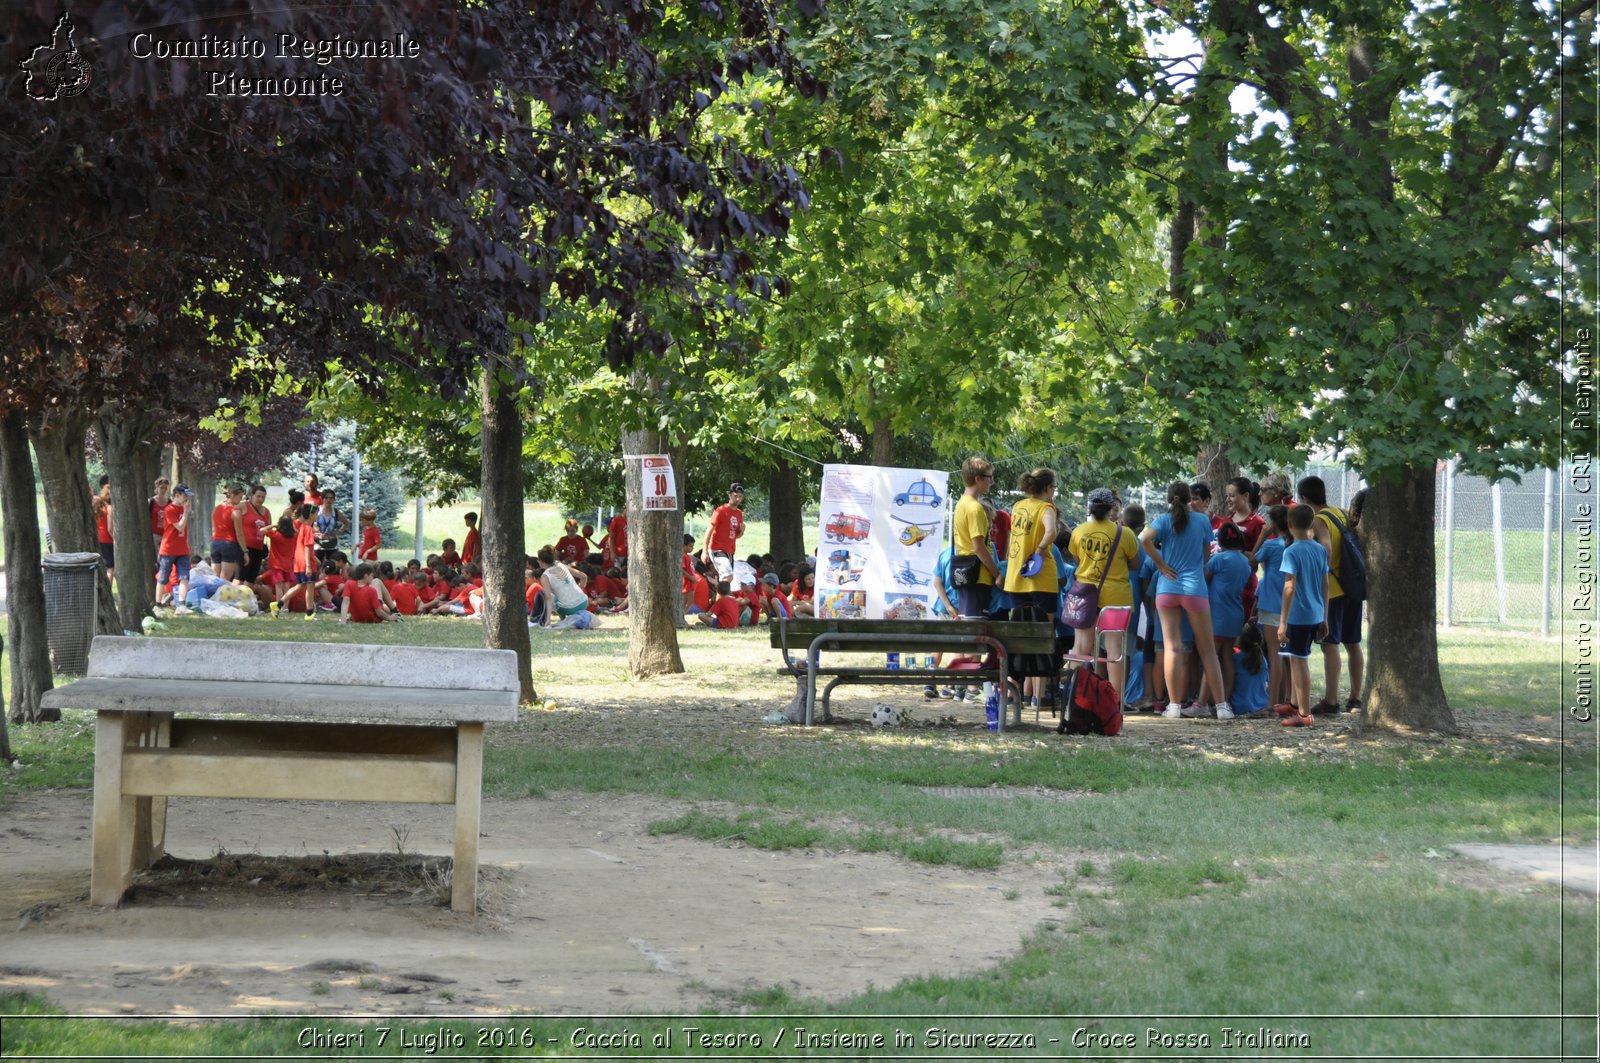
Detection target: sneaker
<box><xmin>1215</xmin><ymin>702</ymin><xmax>1236</xmax><ymax>721</ymax></box>
<box><xmin>939</xmin><ymin>686</ymin><xmax>959</xmax><ymax>700</ymax></box>
<box><xmin>1345</xmin><ymin>698</ymin><xmax>1363</xmax><ymax>714</ymax></box>
<box><xmin>1310</xmin><ymin>699</ymin><xmax>1340</xmax><ymax>716</ymax></box>
<box><xmin>1272</xmin><ymin>702</ymin><xmax>1299</xmax><ymax>716</ymax></box>
<box><xmin>963</xmin><ymin>688</ymin><xmax>982</xmax><ymax>703</ymax></box>
<box><xmin>1160</xmin><ymin>703</ymin><xmax>1183</xmax><ymax>719</ymax></box>
<box><xmin>1179</xmin><ymin>703</ymin><xmax>1213</xmax><ymax>718</ymax></box>
<box><xmin>923</xmin><ymin>684</ymin><xmax>939</xmax><ymax>699</ymax></box>
<box><xmin>1282</xmin><ymin>713</ymin><xmax>1314</xmax><ymax>727</ymax></box>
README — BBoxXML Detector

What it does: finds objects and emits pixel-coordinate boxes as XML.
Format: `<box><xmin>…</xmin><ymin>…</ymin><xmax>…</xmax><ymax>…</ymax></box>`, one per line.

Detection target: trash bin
<box><xmin>42</xmin><ymin>551</ymin><xmax>100</xmax><ymax>676</ymax></box>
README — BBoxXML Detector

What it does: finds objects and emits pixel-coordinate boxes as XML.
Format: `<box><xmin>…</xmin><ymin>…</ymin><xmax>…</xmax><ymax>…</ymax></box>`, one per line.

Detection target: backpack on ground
<box><xmin>1320</xmin><ymin>509</ymin><xmax>1367</xmax><ymax>602</ymax></box>
<box><xmin>1058</xmin><ymin>663</ymin><xmax>1123</xmax><ymax>736</ymax></box>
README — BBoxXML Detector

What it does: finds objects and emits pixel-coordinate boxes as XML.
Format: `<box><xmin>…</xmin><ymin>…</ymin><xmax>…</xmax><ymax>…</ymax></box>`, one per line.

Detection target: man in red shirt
<box><xmin>460</xmin><ymin>512</ymin><xmax>481</xmax><ymax>566</ymax></box>
<box><xmin>303</xmin><ymin>473</ymin><xmax>324</xmax><ymax>510</ymax></box>
<box><xmin>155</xmin><ymin>485</ymin><xmax>194</xmax><ymax>607</ymax></box>
<box><xmin>439</xmin><ymin>538</ymin><xmax>462</xmax><ymax>568</ymax></box>
<box><xmin>701</xmin><ymin>483</ymin><xmax>745</xmax><ymax>586</ymax></box>
<box><xmin>340</xmin><ymin>564</ymin><xmax>392</xmax><ymax>623</ymax></box>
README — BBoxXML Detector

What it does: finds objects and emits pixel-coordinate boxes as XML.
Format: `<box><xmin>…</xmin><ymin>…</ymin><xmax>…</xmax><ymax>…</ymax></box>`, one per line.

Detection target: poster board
<box><xmin>814</xmin><ymin>463</ymin><xmax>951</xmax><ymax>620</ymax></box>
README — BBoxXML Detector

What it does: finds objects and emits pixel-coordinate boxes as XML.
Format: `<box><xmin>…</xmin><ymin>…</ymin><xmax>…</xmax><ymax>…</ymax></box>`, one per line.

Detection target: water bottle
<box><xmin>886</xmin><ymin>651</ymin><xmax>900</xmax><ymax>671</ymax></box>
<box><xmin>984</xmin><ymin>682</ymin><xmax>999</xmax><ymax>730</ymax></box>
<box><xmin>924</xmin><ymin>654</ymin><xmax>936</xmax><ymax>670</ymax></box>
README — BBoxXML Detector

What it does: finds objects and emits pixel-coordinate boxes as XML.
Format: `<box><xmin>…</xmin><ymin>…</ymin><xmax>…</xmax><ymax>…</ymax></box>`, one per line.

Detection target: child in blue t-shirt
<box><xmin>1205</xmin><ymin>523</ymin><xmax>1253</xmax><ymax>707</ymax></box>
<box><xmin>1230</xmin><ymin>623</ymin><xmax>1270</xmax><ymax>716</ymax></box>
<box><xmin>1253</xmin><ymin>505</ymin><xmax>1291</xmax><ymax>707</ymax></box>
<box><xmin>1278</xmin><ymin>504</ymin><xmax>1330</xmax><ymax>728</ymax></box>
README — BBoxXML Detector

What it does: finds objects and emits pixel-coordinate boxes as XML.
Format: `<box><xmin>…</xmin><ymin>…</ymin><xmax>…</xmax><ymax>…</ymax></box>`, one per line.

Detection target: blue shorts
<box><xmin>210</xmin><ymin>539</ymin><xmax>243</xmax><ymax>565</ymax></box>
<box><xmin>157</xmin><ymin>554</ymin><xmax>191</xmax><ymax>584</ymax></box>
<box><xmin>1279</xmin><ymin>623</ymin><xmax>1320</xmax><ymax>659</ymax></box>
<box><xmin>956</xmin><ymin>583</ymin><xmax>992</xmax><ymax>619</ymax></box>
<box><xmin>1321</xmin><ymin>596</ymin><xmax>1363</xmax><ymax>645</ymax></box>
<box><xmin>295</xmin><ymin>572</ymin><xmax>313</xmax><ymax>585</ymax></box>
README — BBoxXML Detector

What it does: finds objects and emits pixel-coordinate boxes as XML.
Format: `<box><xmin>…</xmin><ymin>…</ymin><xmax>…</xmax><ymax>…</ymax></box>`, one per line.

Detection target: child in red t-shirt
<box><xmin>439</xmin><ymin>539</ymin><xmax>462</xmax><ymax>568</ymax></box>
<box><xmin>460</xmin><ymin>513</ymin><xmax>481</xmax><ymax>566</ymax></box>
<box><xmin>340</xmin><ymin>563</ymin><xmax>393</xmax><ymax>624</ymax></box>
<box><xmin>357</xmin><ymin>509</ymin><xmax>381</xmax><ymax>562</ymax></box>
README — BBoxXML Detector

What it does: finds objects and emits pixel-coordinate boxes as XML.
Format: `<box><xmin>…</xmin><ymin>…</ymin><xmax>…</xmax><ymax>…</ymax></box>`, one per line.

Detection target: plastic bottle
<box><xmin>886</xmin><ymin>652</ymin><xmax>900</xmax><ymax>671</ymax></box>
<box><xmin>983</xmin><ymin>681</ymin><xmax>999</xmax><ymax>730</ymax></box>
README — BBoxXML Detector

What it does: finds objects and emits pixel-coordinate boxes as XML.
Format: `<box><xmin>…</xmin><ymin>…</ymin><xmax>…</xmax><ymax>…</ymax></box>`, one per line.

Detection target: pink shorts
<box><xmin>1155</xmin><ymin>593</ymin><xmax>1211</xmax><ymax>615</ymax></box>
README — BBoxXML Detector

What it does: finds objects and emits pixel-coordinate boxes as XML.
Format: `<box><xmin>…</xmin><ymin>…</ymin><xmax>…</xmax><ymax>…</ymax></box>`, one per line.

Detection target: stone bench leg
<box><xmin>451</xmin><ymin>722</ymin><xmax>485</xmax><ymax>914</ymax></box>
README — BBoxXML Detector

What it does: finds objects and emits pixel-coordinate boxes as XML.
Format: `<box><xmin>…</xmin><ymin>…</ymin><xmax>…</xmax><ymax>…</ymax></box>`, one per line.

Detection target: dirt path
<box><xmin>1</xmin><ymin>791</ymin><xmax>1076</xmax><ymax>1016</ymax></box>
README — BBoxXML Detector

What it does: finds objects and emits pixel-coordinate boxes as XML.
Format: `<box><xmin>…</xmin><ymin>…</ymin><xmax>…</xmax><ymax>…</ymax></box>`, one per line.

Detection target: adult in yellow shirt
<box><xmin>1068</xmin><ymin>487</ymin><xmax>1142</xmax><ymax>701</ymax></box>
<box><xmin>952</xmin><ymin>456</ymin><xmax>1001</xmax><ymax>617</ymax></box>
<box><xmin>1003</xmin><ymin>467</ymin><xmax>1061</xmax><ymax>617</ymax></box>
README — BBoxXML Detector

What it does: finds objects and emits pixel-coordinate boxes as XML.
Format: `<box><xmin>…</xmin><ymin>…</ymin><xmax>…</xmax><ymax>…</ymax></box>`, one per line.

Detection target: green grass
<box><xmin>1</xmin><ymin>624</ymin><xmax>1592</xmax><ymax>1060</ymax></box>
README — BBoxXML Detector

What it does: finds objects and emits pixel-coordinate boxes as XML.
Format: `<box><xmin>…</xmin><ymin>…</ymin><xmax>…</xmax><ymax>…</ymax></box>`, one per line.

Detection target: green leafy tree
<box><xmin>1126</xmin><ymin>0</ymin><xmax>1580</xmax><ymax>731</ymax></box>
<box><xmin>280</xmin><ymin>423</ymin><xmax>409</xmax><ymax>546</ymax></box>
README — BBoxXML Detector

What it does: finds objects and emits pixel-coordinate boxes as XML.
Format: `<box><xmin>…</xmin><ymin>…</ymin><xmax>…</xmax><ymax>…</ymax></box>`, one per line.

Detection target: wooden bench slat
<box><xmin>122</xmin><ymin>748</ymin><xmax>457</xmax><ymax>803</ymax></box>
<box><xmin>169</xmin><ymin>718</ymin><xmax>457</xmax><ymax>757</ymax></box>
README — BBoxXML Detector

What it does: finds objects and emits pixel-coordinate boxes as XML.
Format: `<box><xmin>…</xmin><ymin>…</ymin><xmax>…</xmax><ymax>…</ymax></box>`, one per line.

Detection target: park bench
<box><xmin>39</xmin><ymin>635</ymin><xmax>519</xmax><ymax>914</ymax></box>
<box><xmin>772</xmin><ymin>617</ymin><xmax>1059</xmax><ymax>731</ymax></box>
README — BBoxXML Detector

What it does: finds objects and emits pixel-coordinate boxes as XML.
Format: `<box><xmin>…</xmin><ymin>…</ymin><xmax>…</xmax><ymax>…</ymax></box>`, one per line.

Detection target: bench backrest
<box><xmin>86</xmin><ymin>636</ymin><xmax>519</xmax><ymax>693</ymax></box>
<box><xmin>772</xmin><ymin>618</ymin><xmax>1057</xmax><ymax>656</ymax></box>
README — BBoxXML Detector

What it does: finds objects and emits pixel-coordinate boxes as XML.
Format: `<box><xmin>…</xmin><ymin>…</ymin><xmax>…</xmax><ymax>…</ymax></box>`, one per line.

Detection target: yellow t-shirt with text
<box><xmin>1068</xmin><ymin>518</ymin><xmax>1141</xmax><ymax>608</ymax></box>
<box><xmin>1003</xmin><ymin>496</ymin><xmax>1059</xmax><ymax>594</ymax></box>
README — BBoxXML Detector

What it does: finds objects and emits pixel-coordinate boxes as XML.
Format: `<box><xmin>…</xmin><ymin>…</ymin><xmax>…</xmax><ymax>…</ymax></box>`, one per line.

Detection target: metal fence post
<box><xmin>415</xmin><ymin>495</ymin><xmax>426</xmax><ymax>558</ymax></box>
<box><xmin>1542</xmin><ymin>467</ymin><xmax>1554</xmax><ymax>636</ymax></box>
<box><xmin>1442</xmin><ymin>459</ymin><xmax>1456</xmax><ymax>628</ymax></box>
<box><xmin>1491</xmin><ymin>480</ymin><xmax>1507</xmax><ymax>625</ymax></box>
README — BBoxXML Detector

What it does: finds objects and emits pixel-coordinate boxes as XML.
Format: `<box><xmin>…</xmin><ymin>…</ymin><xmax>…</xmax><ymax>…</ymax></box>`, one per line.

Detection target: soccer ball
<box><xmin>870</xmin><ymin>703</ymin><xmax>901</xmax><ymax>728</ymax></box>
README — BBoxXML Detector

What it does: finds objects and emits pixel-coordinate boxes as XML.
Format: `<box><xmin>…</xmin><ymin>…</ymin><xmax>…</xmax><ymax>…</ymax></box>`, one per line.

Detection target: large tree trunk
<box><xmin>181</xmin><ymin>468</ymin><xmax>217</xmax><ymax>561</ymax></box>
<box><xmin>870</xmin><ymin>414</ymin><xmax>894</xmax><ymax>467</ymax></box>
<box><xmin>624</xmin><ymin>383</ymin><xmax>684</xmax><ymax>678</ymax></box>
<box><xmin>1</xmin><ymin>410</ymin><xmax>57</xmax><ymax>723</ymax></box>
<box><xmin>1195</xmin><ymin>443</ymin><xmax>1240</xmax><ymax>517</ymax></box>
<box><xmin>768</xmin><ymin>457</ymin><xmax>805</xmax><ymax>563</ymax></box>
<box><xmin>1362</xmin><ymin>462</ymin><xmax>1455</xmax><ymax>733</ymax></box>
<box><xmin>32</xmin><ymin>409</ymin><xmax>122</xmax><ymax>636</ymax></box>
<box><xmin>98</xmin><ymin>408</ymin><xmax>159</xmax><ymax>631</ymax></box>
<box><xmin>479</xmin><ymin>363</ymin><xmax>535</xmax><ymax>703</ymax></box>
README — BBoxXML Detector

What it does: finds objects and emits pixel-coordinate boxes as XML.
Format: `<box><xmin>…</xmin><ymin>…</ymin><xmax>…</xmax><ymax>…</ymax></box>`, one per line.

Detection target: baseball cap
<box><xmin>1086</xmin><ymin>488</ymin><xmax>1117</xmax><ymax>508</ymax></box>
<box><xmin>172</xmin><ymin>484</ymin><xmax>192</xmax><ymax>497</ymax></box>
<box><xmin>728</xmin><ymin>482</ymin><xmax>745</xmax><ymax>494</ymax></box>
<box><xmin>761</xmin><ymin>573</ymin><xmax>779</xmax><ymax>585</ymax></box>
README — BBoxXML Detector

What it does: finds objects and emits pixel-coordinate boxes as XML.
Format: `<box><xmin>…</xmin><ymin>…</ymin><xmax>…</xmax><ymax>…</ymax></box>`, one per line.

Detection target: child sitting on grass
<box><xmin>340</xmin><ymin>563</ymin><xmax>395</xmax><ymax>624</ymax></box>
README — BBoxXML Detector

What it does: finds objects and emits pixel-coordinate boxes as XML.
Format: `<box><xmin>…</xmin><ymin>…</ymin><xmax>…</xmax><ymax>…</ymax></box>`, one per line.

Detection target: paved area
<box><xmin>1451</xmin><ymin>844</ymin><xmax>1599</xmax><ymax>895</ymax></box>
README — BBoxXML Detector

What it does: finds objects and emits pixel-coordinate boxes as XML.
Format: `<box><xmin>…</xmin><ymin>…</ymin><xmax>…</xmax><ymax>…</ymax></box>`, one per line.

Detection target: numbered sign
<box><xmin>641</xmin><ymin>454</ymin><xmax>678</xmax><ymax>511</ymax></box>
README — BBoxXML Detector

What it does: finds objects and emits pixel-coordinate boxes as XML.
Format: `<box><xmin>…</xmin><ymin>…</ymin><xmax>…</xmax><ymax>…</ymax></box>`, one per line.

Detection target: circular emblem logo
<box><xmin>46</xmin><ymin>49</ymin><xmax>91</xmax><ymax>98</ymax></box>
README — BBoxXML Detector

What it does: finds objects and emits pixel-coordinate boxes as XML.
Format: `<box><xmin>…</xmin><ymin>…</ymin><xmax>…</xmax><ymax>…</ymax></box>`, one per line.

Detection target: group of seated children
<box><xmin>682</xmin><ymin>543</ymin><xmax>816</xmax><ymax>628</ymax></box>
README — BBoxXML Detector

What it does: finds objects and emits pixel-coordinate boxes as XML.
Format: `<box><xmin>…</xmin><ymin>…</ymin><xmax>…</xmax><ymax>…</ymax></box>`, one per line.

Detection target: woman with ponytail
<box><xmin>1139</xmin><ymin>482</ymin><xmax>1232</xmax><ymax>719</ymax></box>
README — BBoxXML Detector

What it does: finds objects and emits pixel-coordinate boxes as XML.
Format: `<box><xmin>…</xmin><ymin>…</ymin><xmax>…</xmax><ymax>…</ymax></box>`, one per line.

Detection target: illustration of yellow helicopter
<box><xmin>890</xmin><ymin>515</ymin><xmax>941</xmax><ymax>548</ymax></box>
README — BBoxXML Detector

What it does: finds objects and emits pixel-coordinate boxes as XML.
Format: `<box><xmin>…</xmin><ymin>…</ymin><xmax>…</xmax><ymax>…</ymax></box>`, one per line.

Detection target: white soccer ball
<box><xmin>870</xmin><ymin>703</ymin><xmax>901</xmax><ymax>728</ymax></box>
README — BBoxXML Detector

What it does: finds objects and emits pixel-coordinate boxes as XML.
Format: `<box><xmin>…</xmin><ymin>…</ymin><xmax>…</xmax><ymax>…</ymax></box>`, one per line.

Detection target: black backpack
<box><xmin>1320</xmin><ymin>509</ymin><xmax>1367</xmax><ymax>602</ymax></box>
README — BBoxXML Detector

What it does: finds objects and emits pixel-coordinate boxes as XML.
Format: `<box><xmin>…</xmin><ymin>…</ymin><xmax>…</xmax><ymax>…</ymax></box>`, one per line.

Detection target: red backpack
<box><xmin>1058</xmin><ymin>664</ymin><xmax>1123</xmax><ymax>736</ymax></box>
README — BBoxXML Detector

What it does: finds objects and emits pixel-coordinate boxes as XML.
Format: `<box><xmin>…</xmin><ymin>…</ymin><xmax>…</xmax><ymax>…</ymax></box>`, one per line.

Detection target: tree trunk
<box><xmin>1362</xmin><ymin>462</ymin><xmax>1456</xmax><ymax>733</ymax></box>
<box><xmin>870</xmin><ymin>414</ymin><xmax>894</xmax><ymax>467</ymax></box>
<box><xmin>1195</xmin><ymin>443</ymin><xmax>1239</xmax><ymax>517</ymax></box>
<box><xmin>31</xmin><ymin>409</ymin><xmax>122</xmax><ymax>636</ymax></box>
<box><xmin>479</xmin><ymin>363</ymin><xmax>535</xmax><ymax>703</ymax></box>
<box><xmin>98</xmin><ymin>408</ymin><xmax>159</xmax><ymax>631</ymax></box>
<box><xmin>0</xmin><ymin>633</ymin><xmax>12</xmax><ymax>761</ymax></box>
<box><xmin>624</xmin><ymin>384</ymin><xmax>685</xmax><ymax>678</ymax></box>
<box><xmin>182</xmin><ymin>468</ymin><xmax>217</xmax><ymax>561</ymax></box>
<box><xmin>768</xmin><ymin>457</ymin><xmax>805</xmax><ymax>563</ymax></box>
<box><xmin>1</xmin><ymin>410</ymin><xmax>57</xmax><ymax>723</ymax></box>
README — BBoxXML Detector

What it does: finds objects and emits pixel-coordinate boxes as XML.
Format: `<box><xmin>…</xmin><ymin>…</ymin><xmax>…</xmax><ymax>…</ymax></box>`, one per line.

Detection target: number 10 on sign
<box><xmin>641</xmin><ymin>455</ymin><xmax>678</xmax><ymax>510</ymax></box>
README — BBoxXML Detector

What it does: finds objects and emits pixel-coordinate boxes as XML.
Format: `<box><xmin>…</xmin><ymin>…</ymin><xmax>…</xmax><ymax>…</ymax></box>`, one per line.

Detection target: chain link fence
<box><xmin>1294</xmin><ymin>460</ymin><xmax>1577</xmax><ymax>634</ymax></box>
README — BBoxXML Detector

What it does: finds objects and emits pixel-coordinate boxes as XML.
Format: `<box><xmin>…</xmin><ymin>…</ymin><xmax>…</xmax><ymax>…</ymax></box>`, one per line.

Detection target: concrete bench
<box><xmin>772</xmin><ymin>618</ymin><xmax>1058</xmax><ymax>730</ymax></box>
<box><xmin>39</xmin><ymin>635</ymin><xmax>519</xmax><ymax>914</ymax></box>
